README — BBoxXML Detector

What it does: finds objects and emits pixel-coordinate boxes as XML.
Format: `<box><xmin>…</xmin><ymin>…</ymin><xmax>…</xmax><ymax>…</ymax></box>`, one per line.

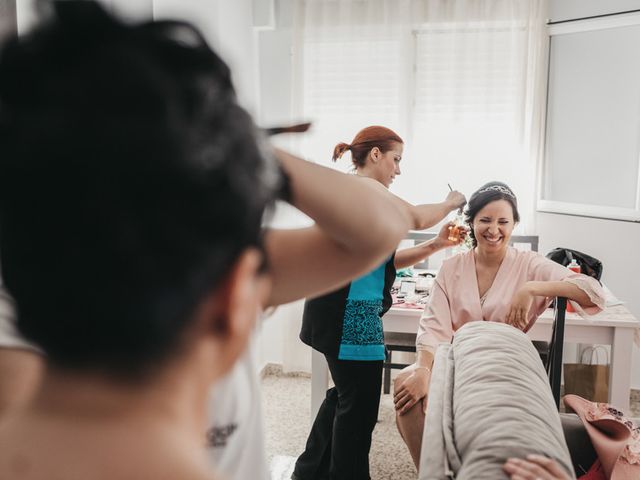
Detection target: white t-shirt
<box><xmin>0</xmin><ymin>286</ymin><xmax>39</xmax><ymax>352</ymax></box>
<box><xmin>1</xmin><ymin>284</ymin><xmax>270</xmax><ymax>479</ymax></box>
<box><xmin>206</xmin><ymin>335</ymin><xmax>269</xmax><ymax>480</ymax></box>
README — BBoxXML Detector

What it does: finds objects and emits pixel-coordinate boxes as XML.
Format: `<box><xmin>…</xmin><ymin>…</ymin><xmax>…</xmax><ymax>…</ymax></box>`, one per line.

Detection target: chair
<box><xmin>383</xmin><ymin>332</ymin><xmax>415</xmax><ymax>394</ymax></box>
<box><xmin>546</xmin><ymin>297</ymin><xmax>567</xmax><ymax>409</ymax></box>
<box><xmin>382</xmin><ymin>232</ymin><xmax>541</xmax><ymax>395</ymax></box>
<box><xmin>403</xmin><ymin>231</ymin><xmax>437</xmax><ymax>269</ymax></box>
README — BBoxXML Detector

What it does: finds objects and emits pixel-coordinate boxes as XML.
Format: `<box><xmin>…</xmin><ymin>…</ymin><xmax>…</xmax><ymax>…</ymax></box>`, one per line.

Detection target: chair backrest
<box><xmin>546</xmin><ymin>297</ymin><xmax>567</xmax><ymax>409</ymax></box>
<box><xmin>404</xmin><ymin>231</ymin><xmax>437</xmax><ymax>269</ymax></box>
<box><xmin>510</xmin><ymin>235</ymin><xmax>539</xmax><ymax>253</ymax></box>
<box><xmin>402</xmin><ymin>231</ymin><xmax>539</xmax><ymax>269</ymax></box>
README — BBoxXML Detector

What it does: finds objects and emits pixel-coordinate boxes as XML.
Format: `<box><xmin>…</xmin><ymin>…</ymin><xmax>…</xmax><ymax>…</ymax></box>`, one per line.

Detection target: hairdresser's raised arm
<box><xmin>404</xmin><ymin>190</ymin><xmax>466</xmax><ymax>231</ymax></box>
<box><xmin>263</xmin><ymin>148</ymin><xmax>413</xmax><ymax>307</ymax></box>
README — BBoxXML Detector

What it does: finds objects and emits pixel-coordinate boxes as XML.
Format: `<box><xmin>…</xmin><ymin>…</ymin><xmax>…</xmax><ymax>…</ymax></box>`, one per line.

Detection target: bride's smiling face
<box><xmin>472</xmin><ymin>199</ymin><xmax>515</xmax><ymax>253</ymax></box>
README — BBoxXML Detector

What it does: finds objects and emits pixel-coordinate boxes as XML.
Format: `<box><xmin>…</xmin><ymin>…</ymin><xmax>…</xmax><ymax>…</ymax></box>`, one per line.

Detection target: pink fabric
<box><xmin>583</xmin><ymin>400</ymin><xmax>640</xmax><ymax>468</ymax></box>
<box><xmin>565</xmin><ymin>394</ymin><xmax>640</xmax><ymax>480</ymax></box>
<box><xmin>416</xmin><ymin>247</ymin><xmax>605</xmax><ymax>352</ymax></box>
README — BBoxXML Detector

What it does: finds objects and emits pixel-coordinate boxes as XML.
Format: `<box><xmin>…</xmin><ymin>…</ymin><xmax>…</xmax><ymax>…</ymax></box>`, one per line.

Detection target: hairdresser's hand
<box><xmin>393</xmin><ymin>364</ymin><xmax>431</xmax><ymax>415</ymax></box>
<box><xmin>506</xmin><ymin>284</ymin><xmax>534</xmax><ymax>330</ymax></box>
<box><xmin>503</xmin><ymin>455</ymin><xmax>572</xmax><ymax>480</ymax></box>
<box><xmin>444</xmin><ymin>190</ymin><xmax>466</xmax><ymax>211</ymax></box>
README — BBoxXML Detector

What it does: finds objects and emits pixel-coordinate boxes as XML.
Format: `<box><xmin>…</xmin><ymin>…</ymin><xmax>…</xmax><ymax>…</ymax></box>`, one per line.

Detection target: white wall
<box><xmin>256</xmin><ymin>0</ymin><xmax>294</xmax><ymax>126</ymax></box>
<box><xmin>15</xmin><ymin>0</ymin><xmax>36</xmax><ymax>34</ymax></box>
<box><xmin>153</xmin><ymin>0</ymin><xmax>257</xmax><ymax>112</ymax></box>
<box><xmin>255</xmin><ymin>0</ymin><xmax>314</xmax><ymax>373</ymax></box>
<box><xmin>546</xmin><ymin>0</ymin><xmax>640</xmax><ymax>389</ymax></box>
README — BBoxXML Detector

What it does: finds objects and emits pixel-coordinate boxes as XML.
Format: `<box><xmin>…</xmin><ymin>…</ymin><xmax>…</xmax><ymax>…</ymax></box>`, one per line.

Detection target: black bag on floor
<box><xmin>545</xmin><ymin>248</ymin><xmax>603</xmax><ymax>281</ymax></box>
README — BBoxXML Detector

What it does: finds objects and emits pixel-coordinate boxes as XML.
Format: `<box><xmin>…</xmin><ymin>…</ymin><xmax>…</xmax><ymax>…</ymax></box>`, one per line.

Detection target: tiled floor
<box><xmin>262</xmin><ymin>371</ymin><xmax>640</xmax><ymax>480</ymax></box>
<box><xmin>270</xmin><ymin>455</ymin><xmax>297</xmax><ymax>480</ymax></box>
<box><xmin>262</xmin><ymin>372</ymin><xmax>416</xmax><ymax>480</ymax></box>
<box><xmin>631</xmin><ymin>388</ymin><xmax>640</xmax><ymax>417</ymax></box>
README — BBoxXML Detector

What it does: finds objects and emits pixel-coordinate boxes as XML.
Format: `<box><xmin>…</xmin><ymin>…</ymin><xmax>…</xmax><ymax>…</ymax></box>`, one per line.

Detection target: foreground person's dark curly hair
<box><xmin>0</xmin><ymin>0</ymin><xmax>281</xmax><ymax>376</ymax></box>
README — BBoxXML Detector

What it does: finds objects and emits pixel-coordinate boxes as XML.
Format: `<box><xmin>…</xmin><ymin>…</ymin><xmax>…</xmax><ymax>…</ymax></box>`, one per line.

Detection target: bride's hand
<box><xmin>393</xmin><ymin>364</ymin><xmax>431</xmax><ymax>415</ymax></box>
<box><xmin>506</xmin><ymin>284</ymin><xmax>534</xmax><ymax>330</ymax></box>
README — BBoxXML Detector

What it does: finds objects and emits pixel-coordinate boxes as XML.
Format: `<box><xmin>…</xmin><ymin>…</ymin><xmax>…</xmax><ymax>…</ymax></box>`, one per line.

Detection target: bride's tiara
<box><xmin>477</xmin><ymin>185</ymin><xmax>515</xmax><ymax>198</ymax></box>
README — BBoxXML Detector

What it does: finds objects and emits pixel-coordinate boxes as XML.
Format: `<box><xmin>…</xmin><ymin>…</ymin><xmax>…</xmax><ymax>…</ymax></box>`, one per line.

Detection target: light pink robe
<box><xmin>416</xmin><ymin>247</ymin><xmax>606</xmax><ymax>352</ymax></box>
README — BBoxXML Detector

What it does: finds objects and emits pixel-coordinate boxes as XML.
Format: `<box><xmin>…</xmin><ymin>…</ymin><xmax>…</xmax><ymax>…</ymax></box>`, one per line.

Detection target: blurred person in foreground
<box><xmin>0</xmin><ymin>2</ymin><xmax>425</xmax><ymax>479</ymax></box>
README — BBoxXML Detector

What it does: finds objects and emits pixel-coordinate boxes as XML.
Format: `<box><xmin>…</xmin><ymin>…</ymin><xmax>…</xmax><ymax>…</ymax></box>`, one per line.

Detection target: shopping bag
<box><xmin>563</xmin><ymin>346</ymin><xmax>609</xmax><ymax>403</ymax></box>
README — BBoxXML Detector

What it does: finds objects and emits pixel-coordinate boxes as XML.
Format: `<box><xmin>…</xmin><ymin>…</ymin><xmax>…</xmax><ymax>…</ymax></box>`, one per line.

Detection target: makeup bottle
<box><xmin>566</xmin><ymin>259</ymin><xmax>581</xmax><ymax>313</ymax></box>
<box><xmin>448</xmin><ymin>209</ymin><xmax>465</xmax><ymax>242</ymax></box>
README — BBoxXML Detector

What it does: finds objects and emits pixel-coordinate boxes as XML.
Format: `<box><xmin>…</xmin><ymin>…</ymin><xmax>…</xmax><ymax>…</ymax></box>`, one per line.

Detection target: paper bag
<box><xmin>563</xmin><ymin>346</ymin><xmax>609</xmax><ymax>403</ymax></box>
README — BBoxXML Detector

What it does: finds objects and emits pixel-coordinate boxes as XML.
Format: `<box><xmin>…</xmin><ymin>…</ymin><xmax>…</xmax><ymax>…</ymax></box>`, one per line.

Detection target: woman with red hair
<box><xmin>293</xmin><ymin>126</ymin><xmax>466</xmax><ymax>480</ymax></box>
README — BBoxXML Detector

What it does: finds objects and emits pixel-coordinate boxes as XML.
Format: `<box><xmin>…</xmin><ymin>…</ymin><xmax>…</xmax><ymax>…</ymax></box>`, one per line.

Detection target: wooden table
<box><xmin>311</xmin><ymin>303</ymin><xmax>640</xmax><ymax>418</ymax></box>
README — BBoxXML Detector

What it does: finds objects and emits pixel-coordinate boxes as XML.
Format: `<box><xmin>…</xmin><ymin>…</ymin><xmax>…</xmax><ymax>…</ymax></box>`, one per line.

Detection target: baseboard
<box><xmin>259</xmin><ymin>362</ymin><xmax>310</xmax><ymax>379</ymax></box>
<box><xmin>260</xmin><ymin>362</ymin><xmax>283</xmax><ymax>379</ymax></box>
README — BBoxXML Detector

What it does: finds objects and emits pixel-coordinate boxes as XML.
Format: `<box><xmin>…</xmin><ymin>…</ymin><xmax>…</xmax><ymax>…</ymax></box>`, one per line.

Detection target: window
<box><xmin>297</xmin><ymin>30</ymin><xmax>406</xmax><ymax>170</ymax></box>
<box><xmin>541</xmin><ymin>14</ymin><xmax>640</xmax><ymax>222</ymax></box>
<box><xmin>295</xmin><ymin>19</ymin><xmax>540</xmax><ymax>233</ymax></box>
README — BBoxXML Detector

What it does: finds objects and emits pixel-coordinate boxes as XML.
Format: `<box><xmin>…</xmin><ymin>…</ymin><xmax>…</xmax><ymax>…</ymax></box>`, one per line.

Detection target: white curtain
<box><xmin>291</xmin><ymin>0</ymin><xmax>549</xmax><ymax>234</ymax></box>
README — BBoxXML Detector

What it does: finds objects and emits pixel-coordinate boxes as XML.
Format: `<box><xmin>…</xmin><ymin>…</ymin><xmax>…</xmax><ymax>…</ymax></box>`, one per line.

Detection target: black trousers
<box><xmin>293</xmin><ymin>355</ymin><xmax>383</xmax><ymax>480</ymax></box>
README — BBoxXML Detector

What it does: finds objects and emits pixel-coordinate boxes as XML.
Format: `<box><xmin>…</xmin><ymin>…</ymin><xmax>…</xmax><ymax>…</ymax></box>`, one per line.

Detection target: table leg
<box><xmin>609</xmin><ymin>327</ymin><xmax>632</xmax><ymax>413</ymax></box>
<box><xmin>311</xmin><ymin>349</ymin><xmax>328</xmax><ymax>421</ymax></box>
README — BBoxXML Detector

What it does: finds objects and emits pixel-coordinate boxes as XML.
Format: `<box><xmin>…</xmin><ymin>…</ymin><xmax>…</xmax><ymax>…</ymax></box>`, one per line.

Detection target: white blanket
<box><xmin>419</xmin><ymin>321</ymin><xmax>575</xmax><ymax>479</ymax></box>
